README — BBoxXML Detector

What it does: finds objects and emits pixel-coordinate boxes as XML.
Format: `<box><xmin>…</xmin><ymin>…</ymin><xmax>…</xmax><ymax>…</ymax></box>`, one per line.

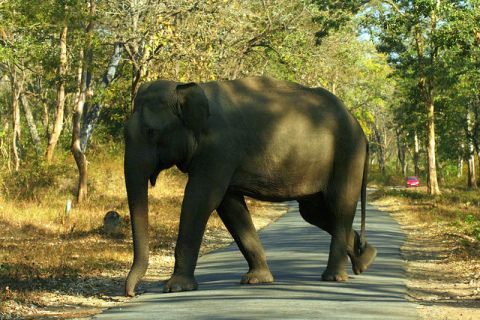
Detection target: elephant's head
<box><xmin>123</xmin><ymin>80</ymin><xmax>209</xmax><ymax>297</ymax></box>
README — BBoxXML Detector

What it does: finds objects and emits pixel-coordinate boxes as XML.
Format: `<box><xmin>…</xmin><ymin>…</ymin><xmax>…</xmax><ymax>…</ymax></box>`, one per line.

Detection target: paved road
<box><xmin>95</xmin><ymin>202</ymin><xmax>418</xmax><ymax>319</ymax></box>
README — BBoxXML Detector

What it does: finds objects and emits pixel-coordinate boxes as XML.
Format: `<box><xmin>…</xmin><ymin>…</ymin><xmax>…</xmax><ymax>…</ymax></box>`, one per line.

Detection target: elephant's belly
<box><xmin>229</xmin><ymin>167</ymin><xmax>329</xmax><ymax>201</ymax></box>
<box><xmin>228</xmin><ymin>129</ymin><xmax>336</xmax><ymax>201</ymax></box>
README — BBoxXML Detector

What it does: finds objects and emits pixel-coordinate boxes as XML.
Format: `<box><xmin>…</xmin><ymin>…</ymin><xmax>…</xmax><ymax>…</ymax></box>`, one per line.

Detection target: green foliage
<box><xmin>312</xmin><ymin>0</ymin><xmax>369</xmax><ymax>39</ymax></box>
<box><xmin>368</xmin><ymin>166</ymin><xmax>408</xmax><ymax>186</ymax></box>
<box><xmin>461</xmin><ymin>213</ymin><xmax>480</xmax><ymax>242</ymax></box>
<box><xmin>465</xmin><ymin>214</ymin><xmax>476</xmax><ymax>225</ymax></box>
<box><xmin>1</xmin><ymin>0</ymin><xmax>396</xmax><ymax>164</ymax></box>
<box><xmin>1</xmin><ymin>160</ymin><xmax>72</xmax><ymax>200</ymax></box>
<box><xmin>374</xmin><ymin>187</ymin><xmax>480</xmax><ymax>244</ymax></box>
<box><xmin>378</xmin><ymin>187</ymin><xmax>480</xmax><ymax>208</ymax></box>
<box><xmin>360</xmin><ymin>0</ymin><xmax>480</xmax><ymax>189</ymax></box>
<box><xmin>1</xmin><ymin>0</ymin><xmax>478</xmax><ymax>193</ymax></box>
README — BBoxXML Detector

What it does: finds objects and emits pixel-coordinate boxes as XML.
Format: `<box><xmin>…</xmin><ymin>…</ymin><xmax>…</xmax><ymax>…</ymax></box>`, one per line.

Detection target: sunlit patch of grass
<box><xmin>372</xmin><ymin>187</ymin><xmax>480</xmax><ymax>255</ymax></box>
<box><xmin>0</xmin><ymin>148</ymin><xmax>286</xmax><ymax>317</ymax></box>
<box><xmin>0</xmin><ymin>151</ymin><xmax>188</xmax><ymax>313</ymax></box>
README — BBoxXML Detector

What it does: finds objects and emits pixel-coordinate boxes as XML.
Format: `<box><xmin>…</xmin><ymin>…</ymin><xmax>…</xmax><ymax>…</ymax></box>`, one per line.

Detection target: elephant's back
<box><xmin>201</xmin><ymin>77</ymin><xmax>363</xmax><ymax>144</ymax></box>
<box><xmin>201</xmin><ymin>77</ymin><xmax>367</xmax><ymax>200</ymax></box>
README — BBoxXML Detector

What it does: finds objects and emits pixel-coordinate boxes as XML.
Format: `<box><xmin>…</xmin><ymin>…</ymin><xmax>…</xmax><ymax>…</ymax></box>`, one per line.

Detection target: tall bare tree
<box><xmin>71</xmin><ymin>0</ymin><xmax>95</xmax><ymax>203</ymax></box>
<box><xmin>9</xmin><ymin>67</ymin><xmax>23</xmax><ymax>171</ymax></box>
<box><xmin>46</xmin><ymin>24</ymin><xmax>68</xmax><ymax>163</ymax></box>
<box><xmin>20</xmin><ymin>93</ymin><xmax>42</xmax><ymax>155</ymax></box>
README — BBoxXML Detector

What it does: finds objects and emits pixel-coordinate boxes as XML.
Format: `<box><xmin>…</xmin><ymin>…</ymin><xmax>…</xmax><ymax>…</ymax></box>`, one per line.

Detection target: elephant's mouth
<box><xmin>175</xmin><ymin>159</ymin><xmax>190</xmax><ymax>173</ymax></box>
<box><xmin>149</xmin><ymin>161</ymin><xmax>172</xmax><ymax>186</ymax></box>
<box><xmin>149</xmin><ymin>170</ymin><xmax>160</xmax><ymax>186</ymax></box>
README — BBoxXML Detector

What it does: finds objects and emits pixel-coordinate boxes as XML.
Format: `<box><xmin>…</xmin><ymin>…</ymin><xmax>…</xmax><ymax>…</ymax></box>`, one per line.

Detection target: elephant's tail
<box><xmin>360</xmin><ymin>142</ymin><xmax>369</xmax><ymax>251</ymax></box>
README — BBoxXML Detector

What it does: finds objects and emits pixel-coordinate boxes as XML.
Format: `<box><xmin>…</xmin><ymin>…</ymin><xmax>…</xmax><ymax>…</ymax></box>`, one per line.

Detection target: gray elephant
<box><xmin>123</xmin><ymin>76</ymin><xmax>377</xmax><ymax>297</ymax></box>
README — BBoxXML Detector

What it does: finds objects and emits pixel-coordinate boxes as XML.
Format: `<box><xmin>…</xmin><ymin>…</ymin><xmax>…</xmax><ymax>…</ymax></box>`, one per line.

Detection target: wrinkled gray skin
<box><xmin>124</xmin><ymin>77</ymin><xmax>377</xmax><ymax>297</ymax></box>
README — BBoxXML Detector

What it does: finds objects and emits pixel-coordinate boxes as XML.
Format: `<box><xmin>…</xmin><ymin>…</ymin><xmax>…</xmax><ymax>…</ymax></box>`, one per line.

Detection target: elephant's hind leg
<box><xmin>319</xmin><ymin>194</ymin><xmax>356</xmax><ymax>282</ymax></box>
<box><xmin>217</xmin><ymin>193</ymin><xmax>273</xmax><ymax>284</ymax></box>
<box><xmin>299</xmin><ymin>190</ymin><xmax>377</xmax><ymax>281</ymax></box>
<box><xmin>298</xmin><ymin>194</ymin><xmax>354</xmax><ymax>282</ymax></box>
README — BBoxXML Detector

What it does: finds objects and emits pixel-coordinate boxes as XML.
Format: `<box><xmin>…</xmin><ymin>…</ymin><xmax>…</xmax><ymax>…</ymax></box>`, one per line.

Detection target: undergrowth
<box><xmin>372</xmin><ymin>188</ymin><xmax>480</xmax><ymax>244</ymax></box>
<box><xmin>0</xmin><ymin>148</ymin><xmax>191</xmax><ymax>313</ymax></box>
<box><xmin>0</xmin><ymin>145</ymin><xmax>278</xmax><ymax>317</ymax></box>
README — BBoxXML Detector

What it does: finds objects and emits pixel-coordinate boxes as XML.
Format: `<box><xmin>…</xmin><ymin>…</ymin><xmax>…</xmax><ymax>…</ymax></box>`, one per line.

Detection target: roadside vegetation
<box><xmin>370</xmin><ymin>186</ymin><xmax>480</xmax><ymax>319</ymax></box>
<box><xmin>0</xmin><ymin>146</ymin><xmax>285</xmax><ymax>318</ymax></box>
<box><xmin>372</xmin><ymin>187</ymin><xmax>480</xmax><ymax>255</ymax></box>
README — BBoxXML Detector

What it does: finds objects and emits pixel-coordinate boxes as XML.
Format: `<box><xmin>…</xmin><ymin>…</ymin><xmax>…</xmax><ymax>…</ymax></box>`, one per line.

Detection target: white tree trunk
<box><xmin>11</xmin><ymin>73</ymin><xmax>21</xmax><ymax>171</ymax></box>
<box><xmin>426</xmin><ymin>99</ymin><xmax>441</xmax><ymax>195</ymax></box>
<box><xmin>20</xmin><ymin>93</ymin><xmax>42</xmax><ymax>155</ymax></box>
<box><xmin>467</xmin><ymin>110</ymin><xmax>477</xmax><ymax>189</ymax></box>
<box><xmin>46</xmin><ymin>25</ymin><xmax>68</xmax><ymax>163</ymax></box>
<box><xmin>80</xmin><ymin>43</ymin><xmax>123</xmax><ymax>152</ymax></box>
<box><xmin>413</xmin><ymin>130</ymin><xmax>420</xmax><ymax>177</ymax></box>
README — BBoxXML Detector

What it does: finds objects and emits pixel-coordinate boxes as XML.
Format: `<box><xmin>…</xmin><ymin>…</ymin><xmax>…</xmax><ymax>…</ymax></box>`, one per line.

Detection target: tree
<box><xmin>20</xmin><ymin>93</ymin><xmax>42</xmax><ymax>155</ymax></box>
<box><xmin>1</xmin><ymin>0</ymin><xmax>30</xmax><ymax>171</ymax></box>
<box><xmin>311</xmin><ymin>0</ymin><xmax>370</xmax><ymax>39</ymax></box>
<box><xmin>45</xmin><ymin>23</ymin><xmax>68</xmax><ymax>163</ymax></box>
<box><xmin>362</xmin><ymin>0</ymin><xmax>467</xmax><ymax>195</ymax></box>
<box><xmin>71</xmin><ymin>0</ymin><xmax>95</xmax><ymax>203</ymax></box>
<box><xmin>426</xmin><ymin>0</ymin><xmax>480</xmax><ymax>188</ymax></box>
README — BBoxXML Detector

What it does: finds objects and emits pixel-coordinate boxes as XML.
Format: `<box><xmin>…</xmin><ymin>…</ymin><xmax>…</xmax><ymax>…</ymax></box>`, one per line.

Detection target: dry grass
<box><xmin>371</xmin><ymin>187</ymin><xmax>480</xmax><ymax>248</ymax></box>
<box><xmin>371</xmin><ymin>187</ymin><xmax>480</xmax><ymax>320</ymax></box>
<box><xmin>0</xmin><ymin>152</ymin><xmax>286</xmax><ymax>319</ymax></box>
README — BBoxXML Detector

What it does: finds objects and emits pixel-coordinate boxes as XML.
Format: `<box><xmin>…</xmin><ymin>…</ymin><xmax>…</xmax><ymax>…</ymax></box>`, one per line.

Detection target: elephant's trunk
<box><xmin>124</xmin><ymin>171</ymin><xmax>149</xmax><ymax>297</ymax></box>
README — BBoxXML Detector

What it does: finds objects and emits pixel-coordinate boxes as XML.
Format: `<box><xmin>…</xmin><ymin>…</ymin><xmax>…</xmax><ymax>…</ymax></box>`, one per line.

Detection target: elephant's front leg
<box><xmin>217</xmin><ymin>193</ymin><xmax>273</xmax><ymax>285</ymax></box>
<box><xmin>163</xmin><ymin>176</ymin><xmax>228</xmax><ymax>293</ymax></box>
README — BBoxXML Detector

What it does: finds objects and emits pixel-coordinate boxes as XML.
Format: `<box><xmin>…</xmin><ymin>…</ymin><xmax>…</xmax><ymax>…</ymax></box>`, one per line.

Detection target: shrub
<box><xmin>0</xmin><ymin>160</ymin><xmax>73</xmax><ymax>201</ymax></box>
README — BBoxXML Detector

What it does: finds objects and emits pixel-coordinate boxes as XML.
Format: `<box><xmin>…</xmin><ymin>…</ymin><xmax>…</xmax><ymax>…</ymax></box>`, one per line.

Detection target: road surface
<box><xmin>95</xmin><ymin>201</ymin><xmax>418</xmax><ymax>319</ymax></box>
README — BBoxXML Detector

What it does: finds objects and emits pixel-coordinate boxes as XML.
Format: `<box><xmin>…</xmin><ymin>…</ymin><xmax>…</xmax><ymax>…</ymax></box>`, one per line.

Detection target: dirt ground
<box><xmin>0</xmin><ymin>200</ymin><xmax>286</xmax><ymax>319</ymax></box>
<box><xmin>3</xmin><ymin>188</ymin><xmax>479</xmax><ymax>319</ymax></box>
<box><xmin>372</xmin><ymin>196</ymin><xmax>480</xmax><ymax>320</ymax></box>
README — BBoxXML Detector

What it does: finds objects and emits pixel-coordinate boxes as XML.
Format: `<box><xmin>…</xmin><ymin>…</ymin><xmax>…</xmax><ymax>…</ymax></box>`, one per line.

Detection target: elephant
<box><xmin>123</xmin><ymin>76</ymin><xmax>377</xmax><ymax>297</ymax></box>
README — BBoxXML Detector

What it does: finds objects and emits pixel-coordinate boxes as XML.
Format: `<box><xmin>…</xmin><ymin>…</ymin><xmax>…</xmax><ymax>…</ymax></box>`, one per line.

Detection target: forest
<box><xmin>1</xmin><ymin>0</ymin><xmax>480</xmax><ymax>195</ymax></box>
<box><xmin>1</xmin><ymin>0</ymin><xmax>480</xmax><ymax>194</ymax></box>
<box><xmin>0</xmin><ymin>0</ymin><xmax>479</xmax><ymax>318</ymax></box>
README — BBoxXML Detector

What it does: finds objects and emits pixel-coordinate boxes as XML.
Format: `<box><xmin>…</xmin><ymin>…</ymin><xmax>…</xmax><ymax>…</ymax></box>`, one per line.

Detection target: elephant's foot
<box><xmin>240</xmin><ymin>268</ymin><xmax>274</xmax><ymax>284</ymax></box>
<box><xmin>163</xmin><ymin>274</ymin><xmax>198</xmax><ymax>293</ymax></box>
<box><xmin>321</xmin><ymin>270</ymin><xmax>349</xmax><ymax>282</ymax></box>
<box><xmin>349</xmin><ymin>236</ymin><xmax>377</xmax><ymax>275</ymax></box>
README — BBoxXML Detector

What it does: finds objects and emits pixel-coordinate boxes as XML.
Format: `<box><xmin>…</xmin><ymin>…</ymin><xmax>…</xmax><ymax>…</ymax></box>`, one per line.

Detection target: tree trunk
<box><xmin>131</xmin><ymin>65</ymin><xmax>145</xmax><ymax>109</ymax></box>
<box><xmin>413</xmin><ymin>4</ymin><xmax>440</xmax><ymax>195</ymax></box>
<box><xmin>11</xmin><ymin>72</ymin><xmax>22</xmax><ymax>171</ymax></box>
<box><xmin>71</xmin><ymin>0</ymin><xmax>96</xmax><ymax>203</ymax></box>
<box><xmin>413</xmin><ymin>130</ymin><xmax>420</xmax><ymax>176</ymax></box>
<box><xmin>473</xmin><ymin>96</ymin><xmax>480</xmax><ymax>179</ymax></box>
<box><xmin>37</xmin><ymin>79</ymin><xmax>50</xmax><ymax>140</ymax></box>
<box><xmin>374</xmin><ymin>127</ymin><xmax>385</xmax><ymax>175</ymax></box>
<box><xmin>20</xmin><ymin>93</ymin><xmax>42</xmax><ymax>155</ymax></box>
<box><xmin>424</xmin><ymin>2</ymin><xmax>441</xmax><ymax>195</ymax></box>
<box><xmin>396</xmin><ymin>128</ymin><xmax>406</xmax><ymax>176</ymax></box>
<box><xmin>42</xmin><ymin>95</ymin><xmax>50</xmax><ymax>140</ymax></box>
<box><xmin>72</xmin><ymin>50</ymin><xmax>88</xmax><ymax>203</ymax></box>
<box><xmin>426</xmin><ymin>99</ymin><xmax>441</xmax><ymax>195</ymax></box>
<box><xmin>80</xmin><ymin>42</ymin><xmax>123</xmax><ymax>152</ymax></box>
<box><xmin>467</xmin><ymin>154</ymin><xmax>477</xmax><ymax>189</ymax></box>
<box><xmin>467</xmin><ymin>109</ymin><xmax>478</xmax><ymax>189</ymax></box>
<box><xmin>46</xmin><ymin>25</ymin><xmax>68</xmax><ymax>163</ymax></box>
<box><xmin>458</xmin><ymin>156</ymin><xmax>463</xmax><ymax>178</ymax></box>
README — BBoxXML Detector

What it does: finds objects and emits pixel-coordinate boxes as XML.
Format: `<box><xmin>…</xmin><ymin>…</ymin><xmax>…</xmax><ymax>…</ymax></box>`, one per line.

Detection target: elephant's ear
<box><xmin>175</xmin><ymin>83</ymin><xmax>210</xmax><ymax>137</ymax></box>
